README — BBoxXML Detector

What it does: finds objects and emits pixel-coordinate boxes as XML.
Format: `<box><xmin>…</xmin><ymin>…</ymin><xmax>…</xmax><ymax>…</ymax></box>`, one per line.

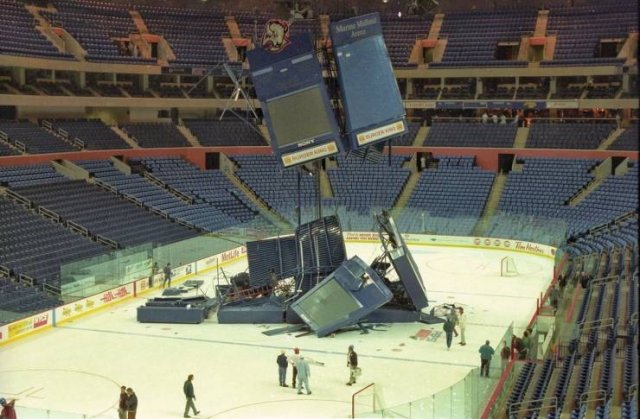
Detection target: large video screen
<box><xmin>265</xmin><ymin>87</ymin><xmax>335</xmax><ymax>148</ymax></box>
<box><xmin>294</xmin><ymin>279</ymin><xmax>362</xmax><ymax>329</ymax></box>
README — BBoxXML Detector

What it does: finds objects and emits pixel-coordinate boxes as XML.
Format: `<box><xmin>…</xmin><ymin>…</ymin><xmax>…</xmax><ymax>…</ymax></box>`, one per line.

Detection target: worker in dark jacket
<box><xmin>346</xmin><ymin>345</ymin><xmax>359</xmax><ymax>386</ymax></box>
<box><xmin>277</xmin><ymin>350</ymin><xmax>289</xmax><ymax>387</ymax></box>
<box><xmin>183</xmin><ymin>374</ymin><xmax>200</xmax><ymax>418</ymax></box>
<box><xmin>125</xmin><ymin>388</ymin><xmax>137</xmax><ymax>419</ymax></box>
<box><xmin>118</xmin><ymin>385</ymin><xmax>128</xmax><ymax>419</ymax></box>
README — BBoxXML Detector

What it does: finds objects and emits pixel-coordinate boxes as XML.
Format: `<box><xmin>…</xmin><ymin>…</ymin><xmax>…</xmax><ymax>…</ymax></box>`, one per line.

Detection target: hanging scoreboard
<box><xmin>329</xmin><ymin>13</ymin><xmax>408</xmax><ymax>149</ymax></box>
<box><xmin>247</xmin><ymin>26</ymin><xmax>342</xmax><ymax>168</ymax></box>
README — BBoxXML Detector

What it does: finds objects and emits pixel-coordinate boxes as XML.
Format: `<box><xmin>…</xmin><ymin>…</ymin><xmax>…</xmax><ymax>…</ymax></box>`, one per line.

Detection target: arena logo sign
<box><xmin>262</xmin><ymin>19</ymin><xmax>291</xmax><ymax>53</ymax></box>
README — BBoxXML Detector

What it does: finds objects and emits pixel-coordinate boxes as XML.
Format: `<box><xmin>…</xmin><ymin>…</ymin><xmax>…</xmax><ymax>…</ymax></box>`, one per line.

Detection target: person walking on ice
<box><xmin>479</xmin><ymin>340</ymin><xmax>495</xmax><ymax>377</ymax></box>
<box><xmin>277</xmin><ymin>350</ymin><xmax>289</xmax><ymax>387</ymax></box>
<box><xmin>183</xmin><ymin>374</ymin><xmax>200</xmax><ymax>418</ymax></box>
<box><xmin>163</xmin><ymin>263</ymin><xmax>172</xmax><ymax>288</ymax></box>
<box><xmin>346</xmin><ymin>345</ymin><xmax>359</xmax><ymax>386</ymax></box>
<box><xmin>296</xmin><ymin>356</ymin><xmax>312</xmax><ymax>395</ymax></box>
<box><xmin>457</xmin><ymin>307</ymin><xmax>467</xmax><ymax>346</ymax></box>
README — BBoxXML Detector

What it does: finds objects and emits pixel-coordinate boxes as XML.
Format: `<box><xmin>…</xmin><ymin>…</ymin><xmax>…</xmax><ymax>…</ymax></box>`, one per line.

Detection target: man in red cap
<box><xmin>0</xmin><ymin>397</ymin><xmax>17</xmax><ymax>419</ymax></box>
<box><xmin>289</xmin><ymin>347</ymin><xmax>300</xmax><ymax>388</ymax></box>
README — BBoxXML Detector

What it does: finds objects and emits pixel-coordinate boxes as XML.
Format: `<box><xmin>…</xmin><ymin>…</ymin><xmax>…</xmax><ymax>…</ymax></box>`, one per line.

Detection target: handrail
<box><xmin>507</xmin><ymin>396</ymin><xmax>558</xmax><ymax>417</ymax></box>
<box><xmin>579</xmin><ymin>389</ymin><xmax>606</xmax><ymax>404</ymax></box>
<box><xmin>44</xmin><ymin>282</ymin><xmax>61</xmax><ymax>295</ymax></box>
<box><xmin>351</xmin><ymin>383</ymin><xmax>376</xmax><ymax>419</ymax></box>
<box><xmin>577</xmin><ymin>317</ymin><xmax>615</xmax><ymax>333</ymax></box>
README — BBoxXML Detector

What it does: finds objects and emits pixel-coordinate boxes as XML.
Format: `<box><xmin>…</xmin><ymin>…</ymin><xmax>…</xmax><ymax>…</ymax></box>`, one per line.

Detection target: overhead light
<box><xmin>397</xmin><ymin>11</ymin><xmax>402</xmax><ymax>17</ymax></box>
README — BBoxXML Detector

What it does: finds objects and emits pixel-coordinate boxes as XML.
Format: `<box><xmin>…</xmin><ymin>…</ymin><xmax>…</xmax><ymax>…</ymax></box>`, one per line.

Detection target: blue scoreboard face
<box><xmin>330</xmin><ymin>13</ymin><xmax>408</xmax><ymax>148</ymax></box>
<box><xmin>248</xmin><ymin>33</ymin><xmax>342</xmax><ymax>168</ymax></box>
<box><xmin>292</xmin><ymin>256</ymin><xmax>393</xmax><ymax>337</ymax></box>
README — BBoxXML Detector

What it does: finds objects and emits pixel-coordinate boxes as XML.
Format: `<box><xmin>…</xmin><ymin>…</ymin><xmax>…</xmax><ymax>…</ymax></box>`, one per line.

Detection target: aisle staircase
<box><xmin>598</xmin><ymin>128</ymin><xmax>624</xmax><ymax>150</ymax></box>
<box><xmin>513</xmin><ymin>127</ymin><xmax>529</xmax><ymax>148</ymax></box>
<box><xmin>176</xmin><ymin>124</ymin><xmax>201</xmax><ymax>147</ymax></box>
<box><xmin>110</xmin><ymin>126</ymin><xmax>140</xmax><ymax>148</ymax></box>
<box><xmin>472</xmin><ymin>172</ymin><xmax>507</xmax><ymax>236</ymax></box>
<box><xmin>391</xmin><ymin>156</ymin><xmax>421</xmax><ymax>219</ymax></box>
<box><xmin>218</xmin><ymin>154</ymin><xmax>291</xmax><ymax>230</ymax></box>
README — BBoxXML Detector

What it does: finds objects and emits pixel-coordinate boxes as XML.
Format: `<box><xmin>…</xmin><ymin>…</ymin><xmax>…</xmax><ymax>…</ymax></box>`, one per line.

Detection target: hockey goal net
<box><xmin>352</xmin><ymin>383</ymin><xmax>384</xmax><ymax>418</ymax></box>
<box><xmin>500</xmin><ymin>256</ymin><xmax>519</xmax><ymax>277</ymax></box>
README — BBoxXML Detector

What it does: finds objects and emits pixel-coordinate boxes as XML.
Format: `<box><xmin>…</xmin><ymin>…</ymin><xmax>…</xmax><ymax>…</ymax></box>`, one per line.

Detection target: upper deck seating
<box><xmin>136</xmin><ymin>5</ymin><xmax>227</xmax><ymax>66</ymax></box>
<box><xmin>49</xmin><ymin>119</ymin><xmax>131</xmax><ymax>150</ymax></box>
<box><xmin>541</xmin><ymin>3</ymin><xmax>637</xmax><ymax>67</ymax></box>
<box><xmin>526</xmin><ymin>122</ymin><xmax>616</xmax><ymax>149</ymax></box>
<box><xmin>424</xmin><ymin>121</ymin><xmax>517</xmax><ymax>148</ymax></box>
<box><xmin>120</xmin><ymin>123</ymin><xmax>191</xmax><ymax>148</ymax></box>
<box><xmin>609</xmin><ymin>122</ymin><xmax>638</xmax><ymax>150</ymax></box>
<box><xmin>380</xmin><ymin>14</ymin><xmax>432</xmax><ymax>68</ymax></box>
<box><xmin>0</xmin><ymin>121</ymin><xmax>77</xmax><ymax>154</ymax></box>
<box><xmin>184</xmin><ymin>119</ymin><xmax>267</xmax><ymax>146</ymax></box>
<box><xmin>44</xmin><ymin>0</ymin><xmax>155</xmax><ymax>64</ymax></box>
<box><xmin>429</xmin><ymin>9</ymin><xmax>535</xmax><ymax>68</ymax></box>
<box><xmin>0</xmin><ymin>0</ymin><xmax>74</xmax><ymax>60</ymax></box>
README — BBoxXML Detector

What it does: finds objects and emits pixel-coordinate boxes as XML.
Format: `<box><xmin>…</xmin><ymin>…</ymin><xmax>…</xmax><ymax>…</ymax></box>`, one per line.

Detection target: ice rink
<box><xmin>0</xmin><ymin>243</ymin><xmax>555</xmax><ymax>418</ymax></box>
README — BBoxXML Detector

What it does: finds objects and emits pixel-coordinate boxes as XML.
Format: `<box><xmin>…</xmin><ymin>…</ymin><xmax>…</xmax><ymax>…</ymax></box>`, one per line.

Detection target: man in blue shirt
<box><xmin>479</xmin><ymin>340</ymin><xmax>495</xmax><ymax>377</ymax></box>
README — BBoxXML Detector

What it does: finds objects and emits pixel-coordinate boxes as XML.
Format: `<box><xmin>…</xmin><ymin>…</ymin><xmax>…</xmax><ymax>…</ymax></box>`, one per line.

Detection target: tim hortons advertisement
<box><xmin>344</xmin><ymin>232</ymin><xmax>555</xmax><ymax>258</ymax></box>
<box><xmin>472</xmin><ymin>237</ymin><xmax>555</xmax><ymax>257</ymax></box>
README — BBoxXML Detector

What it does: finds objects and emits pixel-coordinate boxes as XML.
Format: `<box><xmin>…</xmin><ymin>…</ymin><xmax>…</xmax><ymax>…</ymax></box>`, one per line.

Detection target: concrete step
<box><xmin>110</xmin><ymin>126</ymin><xmax>140</xmax><ymax>149</ymax></box>
<box><xmin>598</xmin><ymin>127</ymin><xmax>624</xmax><ymax>150</ymax></box>
<box><xmin>514</xmin><ymin>127</ymin><xmax>530</xmax><ymax>148</ymax></box>
<box><xmin>176</xmin><ymin>124</ymin><xmax>201</xmax><ymax>147</ymax></box>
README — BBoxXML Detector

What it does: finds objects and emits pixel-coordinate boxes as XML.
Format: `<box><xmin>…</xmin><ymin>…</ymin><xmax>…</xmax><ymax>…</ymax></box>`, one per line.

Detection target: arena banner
<box><xmin>434</xmin><ymin>100</ymin><xmax>546</xmax><ymax>110</ymax></box>
<box><xmin>54</xmin><ymin>283</ymin><xmax>135</xmax><ymax>325</ymax></box>
<box><xmin>343</xmin><ymin>232</ymin><xmax>556</xmax><ymax>258</ymax></box>
<box><xmin>171</xmin><ymin>262</ymin><xmax>196</xmax><ymax>279</ymax></box>
<box><xmin>343</xmin><ymin>231</ymin><xmax>380</xmax><ymax>242</ymax></box>
<box><xmin>1</xmin><ymin>311</ymin><xmax>52</xmax><ymax>344</ymax></box>
<box><xmin>546</xmin><ymin>100</ymin><xmax>579</xmax><ymax>109</ymax></box>
<box><xmin>195</xmin><ymin>245</ymin><xmax>247</xmax><ymax>273</ymax></box>
<box><xmin>471</xmin><ymin>237</ymin><xmax>556</xmax><ymax>258</ymax></box>
<box><xmin>404</xmin><ymin>100</ymin><xmax>436</xmax><ymax>109</ymax></box>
